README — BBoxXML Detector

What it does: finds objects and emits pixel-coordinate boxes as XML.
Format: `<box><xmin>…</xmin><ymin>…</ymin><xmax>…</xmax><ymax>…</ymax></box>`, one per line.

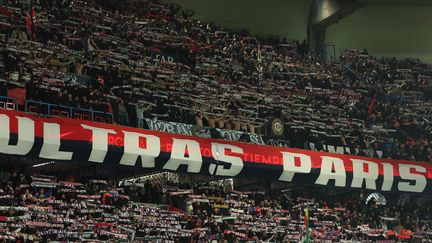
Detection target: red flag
<box><xmin>0</xmin><ymin>7</ymin><xmax>18</xmax><ymax>20</ymax></box>
<box><xmin>7</xmin><ymin>88</ymin><xmax>26</xmax><ymax>106</ymax></box>
<box><xmin>26</xmin><ymin>0</ymin><xmax>36</xmax><ymax>39</ymax></box>
<box><xmin>367</xmin><ymin>94</ymin><xmax>377</xmax><ymax>116</ymax></box>
<box><xmin>97</xmin><ymin>75</ymin><xmax>105</xmax><ymax>85</ymax></box>
<box><xmin>168</xmin><ymin>205</ymin><xmax>187</xmax><ymax>215</ymax></box>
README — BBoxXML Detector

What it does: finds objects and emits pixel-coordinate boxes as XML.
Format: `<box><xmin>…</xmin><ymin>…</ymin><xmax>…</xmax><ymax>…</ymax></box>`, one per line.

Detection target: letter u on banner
<box><xmin>0</xmin><ymin>115</ymin><xmax>34</xmax><ymax>155</ymax></box>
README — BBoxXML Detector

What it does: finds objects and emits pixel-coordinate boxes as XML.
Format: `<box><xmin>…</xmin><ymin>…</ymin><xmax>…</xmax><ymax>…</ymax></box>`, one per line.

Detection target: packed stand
<box><xmin>340</xmin><ymin>49</ymin><xmax>432</xmax><ymax>161</ymax></box>
<box><xmin>1</xmin><ymin>0</ymin><xmax>432</xmax><ymax>162</ymax></box>
<box><xmin>0</xmin><ymin>169</ymin><xmax>430</xmax><ymax>241</ymax></box>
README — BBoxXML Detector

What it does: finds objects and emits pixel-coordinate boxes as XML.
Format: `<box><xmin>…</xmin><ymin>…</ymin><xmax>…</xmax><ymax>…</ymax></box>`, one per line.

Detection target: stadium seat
<box><xmin>60</xmin><ymin>110</ymin><xmax>69</xmax><ymax>117</ymax></box>
<box><xmin>28</xmin><ymin>106</ymin><xmax>38</xmax><ymax>115</ymax></box>
<box><xmin>73</xmin><ymin>113</ymin><xmax>82</xmax><ymax>120</ymax></box>
<box><xmin>51</xmin><ymin>109</ymin><xmax>61</xmax><ymax>117</ymax></box>
<box><xmin>94</xmin><ymin>116</ymin><xmax>105</xmax><ymax>123</ymax></box>
<box><xmin>82</xmin><ymin>114</ymin><xmax>91</xmax><ymax>121</ymax></box>
<box><xmin>6</xmin><ymin>102</ymin><xmax>15</xmax><ymax>110</ymax></box>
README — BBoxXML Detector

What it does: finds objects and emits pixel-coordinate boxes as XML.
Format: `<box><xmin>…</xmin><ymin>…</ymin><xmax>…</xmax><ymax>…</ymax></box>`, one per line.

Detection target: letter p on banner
<box><xmin>279</xmin><ymin>152</ymin><xmax>312</xmax><ymax>182</ymax></box>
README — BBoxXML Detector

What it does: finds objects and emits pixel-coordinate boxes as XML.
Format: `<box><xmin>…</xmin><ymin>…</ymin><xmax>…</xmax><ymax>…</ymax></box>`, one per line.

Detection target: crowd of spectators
<box><xmin>0</xmin><ymin>168</ymin><xmax>430</xmax><ymax>242</ymax></box>
<box><xmin>1</xmin><ymin>0</ymin><xmax>432</xmax><ymax>163</ymax></box>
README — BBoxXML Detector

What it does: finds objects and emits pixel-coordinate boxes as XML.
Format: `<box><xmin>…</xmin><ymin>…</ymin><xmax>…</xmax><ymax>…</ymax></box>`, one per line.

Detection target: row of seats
<box><xmin>27</xmin><ymin>104</ymin><xmax>113</xmax><ymax>124</ymax></box>
<box><xmin>0</xmin><ymin>97</ymin><xmax>113</xmax><ymax>124</ymax></box>
<box><xmin>0</xmin><ymin>100</ymin><xmax>15</xmax><ymax>110</ymax></box>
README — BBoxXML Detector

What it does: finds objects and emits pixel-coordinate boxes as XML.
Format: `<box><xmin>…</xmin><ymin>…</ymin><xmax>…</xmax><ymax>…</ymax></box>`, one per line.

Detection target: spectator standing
<box><xmin>136</xmin><ymin>103</ymin><xmax>146</xmax><ymax>128</ymax></box>
<box><xmin>117</xmin><ymin>99</ymin><xmax>129</xmax><ymax>125</ymax></box>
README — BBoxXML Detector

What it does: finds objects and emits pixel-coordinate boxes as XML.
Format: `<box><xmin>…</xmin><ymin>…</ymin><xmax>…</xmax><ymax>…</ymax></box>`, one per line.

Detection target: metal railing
<box><xmin>341</xmin><ymin>63</ymin><xmax>368</xmax><ymax>83</ymax></box>
<box><xmin>0</xmin><ymin>96</ymin><xmax>18</xmax><ymax>111</ymax></box>
<box><xmin>0</xmin><ymin>96</ymin><xmax>115</xmax><ymax>124</ymax></box>
<box><xmin>24</xmin><ymin>99</ymin><xmax>114</xmax><ymax>124</ymax></box>
<box><xmin>317</xmin><ymin>43</ymin><xmax>336</xmax><ymax>64</ymax></box>
<box><xmin>341</xmin><ymin>62</ymin><xmax>408</xmax><ymax>105</ymax></box>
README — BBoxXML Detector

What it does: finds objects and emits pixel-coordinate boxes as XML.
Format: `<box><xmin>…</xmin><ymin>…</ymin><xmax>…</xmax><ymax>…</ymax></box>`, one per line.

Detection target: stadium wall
<box><xmin>326</xmin><ymin>5</ymin><xmax>432</xmax><ymax>63</ymax></box>
<box><xmin>163</xmin><ymin>0</ymin><xmax>310</xmax><ymax>41</ymax></box>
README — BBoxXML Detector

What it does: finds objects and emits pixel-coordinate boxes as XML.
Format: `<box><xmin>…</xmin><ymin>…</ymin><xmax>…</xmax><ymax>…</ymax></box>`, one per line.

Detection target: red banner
<box><xmin>7</xmin><ymin>88</ymin><xmax>26</xmax><ymax>106</ymax></box>
<box><xmin>0</xmin><ymin>109</ymin><xmax>431</xmax><ymax>193</ymax></box>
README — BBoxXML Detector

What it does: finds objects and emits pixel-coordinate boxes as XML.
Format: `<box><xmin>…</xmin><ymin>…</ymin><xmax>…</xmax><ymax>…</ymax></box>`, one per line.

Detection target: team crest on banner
<box><xmin>0</xmin><ymin>109</ymin><xmax>431</xmax><ymax>194</ymax></box>
<box><xmin>269</xmin><ymin>117</ymin><xmax>284</xmax><ymax>138</ymax></box>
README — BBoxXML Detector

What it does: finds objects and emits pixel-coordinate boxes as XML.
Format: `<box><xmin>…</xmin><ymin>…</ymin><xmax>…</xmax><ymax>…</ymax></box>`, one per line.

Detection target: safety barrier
<box><xmin>0</xmin><ymin>96</ymin><xmax>17</xmax><ymax>111</ymax></box>
<box><xmin>22</xmin><ymin>99</ymin><xmax>114</xmax><ymax>124</ymax></box>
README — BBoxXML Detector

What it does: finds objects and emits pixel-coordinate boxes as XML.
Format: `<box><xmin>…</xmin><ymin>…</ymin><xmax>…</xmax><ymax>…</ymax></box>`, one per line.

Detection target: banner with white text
<box><xmin>0</xmin><ymin>109</ymin><xmax>431</xmax><ymax>193</ymax></box>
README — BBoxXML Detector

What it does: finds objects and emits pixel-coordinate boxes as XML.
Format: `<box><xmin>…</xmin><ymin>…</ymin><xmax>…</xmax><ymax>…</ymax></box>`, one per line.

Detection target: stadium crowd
<box><xmin>1</xmin><ymin>0</ymin><xmax>432</xmax><ymax>163</ymax></box>
<box><xmin>0</xmin><ymin>169</ymin><xmax>429</xmax><ymax>242</ymax></box>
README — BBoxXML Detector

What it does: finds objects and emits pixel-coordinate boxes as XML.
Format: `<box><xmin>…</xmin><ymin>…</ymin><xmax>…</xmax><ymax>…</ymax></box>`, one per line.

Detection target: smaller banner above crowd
<box><xmin>145</xmin><ymin>119</ymin><xmax>266</xmax><ymax>145</ymax></box>
<box><xmin>145</xmin><ymin>119</ymin><xmax>382</xmax><ymax>158</ymax></box>
<box><xmin>1</xmin><ymin>109</ymin><xmax>431</xmax><ymax>194</ymax></box>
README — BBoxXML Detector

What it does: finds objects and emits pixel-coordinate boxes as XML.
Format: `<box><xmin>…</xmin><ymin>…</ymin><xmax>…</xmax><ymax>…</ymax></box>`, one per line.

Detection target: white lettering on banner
<box><xmin>381</xmin><ymin>163</ymin><xmax>394</xmax><ymax>191</ymax></box>
<box><xmin>218</xmin><ymin>129</ymin><xmax>264</xmax><ymax>145</ymax></box>
<box><xmin>39</xmin><ymin>123</ymin><xmax>73</xmax><ymax>160</ymax></box>
<box><xmin>209</xmin><ymin>143</ymin><xmax>243</xmax><ymax>177</ymax></box>
<box><xmin>326</xmin><ymin>145</ymin><xmax>346</xmax><ymax>155</ymax></box>
<box><xmin>351</xmin><ymin>159</ymin><xmax>379</xmax><ymax>190</ymax></box>
<box><xmin>0</xmin><ymin>115</ymin><xmax>34</xmax><ymax>155</ymax></box>
<box><xmin>81</xmin><ymin>125</ymin><xmax>116</xmax><ymax>163</ymax></box>
<box><xmin>145</xmin><ymin>119</ymin><xmax>193</xmax><ymax>136</ymax></box>
<box><xmin>265</xmin><ymin>139</ymin><xmax>289</xmax><ymax>147</ymax></box>
<box><xmin>163</xmin><ymin>138</ymin><xmax>202</xmax><ymax>173</ymax></box>
<box><xmin>145</xmin><ymin>119</ymin><xmax>265</xmax><ymax>144</ymax></box>
<box><xmin>155</xmin><ymin>54</ymin><xmax>174</xmax><ymax>63</ymax></box>
<box><xmin>315</xmin><ymin>156</ymin><xmax>346</xmax><ymax>187</ymax></box>
<box><xmin>279</xmin><ymin>152</ymin><xmax>311</xmax><ymax>182</ymax></box>
<box><xmin>0</xmin><ymin>112</ymin><xmax>430</xmax><ymax>193</ymax></box>
<box><xmin>119</xmin><ymin>132</ymin><xmax>160</xmax><ymax>167</ymax></box>
<box><xmin>309</xmin><ymin>142</ymin><xmax>383</xmax><ymax>158</ymax></box>
<box><xmin>398</xmin><ymin>164</ymin><xmax>427</xmax><ymax>193</ymax></box>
